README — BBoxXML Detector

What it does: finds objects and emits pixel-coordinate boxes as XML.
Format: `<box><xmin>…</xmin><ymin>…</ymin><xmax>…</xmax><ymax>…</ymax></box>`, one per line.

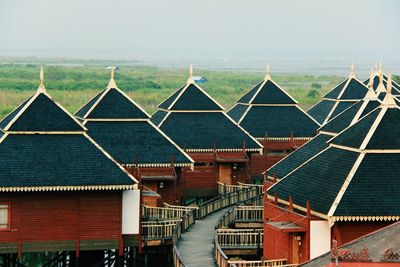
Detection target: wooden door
<box><xmin>219</xmin><ymin>163</ymin><xmax>232</xmax><ymax>185</ymax></box>
<box><xmin>291</xmin><ymin>234</ymin><xmax>300</xmax><ymax>264</ymax></box>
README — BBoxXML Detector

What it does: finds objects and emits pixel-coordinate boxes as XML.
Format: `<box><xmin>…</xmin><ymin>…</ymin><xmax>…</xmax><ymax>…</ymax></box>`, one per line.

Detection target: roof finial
<box><xmin>37</xmin><ymin>65</ymin><xmax>46</xmax><ymax>93</ymax></box>
<box><xmin>107</xmin><ymin>66</ymin><xmax>118</xmax><ymax>89</ymax></box>
<box><xmin>187</xmin><ymin>64</ymin><xmax>194</xmax><ymax>83</ymax></box>
<box><xmin>264</xmin><ymin>64</ymin><xmax>271</xmax><ymax>80</ymax></box>
<box><xmin>349</xmin><ymin>62</ymin><xmax>355</xmax><ymax>78</ymax></box>
<box><xmin>382</xmin><ymin>73</ymin><xmax>396</xmax><ymax>107</ymax></box>
<box><xmin>387</xmin><ymin>73</ymin><xmax>392</xmax><ymax>94</ymax></box>
<box><xmin>365</xmin><ymin>69</ymin><xmax>377</xmax><ymax>99</ymax></box>
<box><xmin>368</xmin><ymin>69</ymin><xmax>374</xmax><ymax>88</ymax></box>
<box><xmin>379</xmin><ymin>62</ymin><xmax>383</xmax><ymax>72</ymax></box>
<box><xmin>376</xmin><ymin>67</ymin><xmax>386</xmax><ymax>93</ymax></box>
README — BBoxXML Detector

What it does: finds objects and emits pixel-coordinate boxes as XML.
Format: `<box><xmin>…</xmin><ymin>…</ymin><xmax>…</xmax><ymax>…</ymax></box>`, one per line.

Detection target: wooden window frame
<box><xmin>0</xmin><ymin>202</ymin><xmax>10</xmax><ymax>231</ymax></box>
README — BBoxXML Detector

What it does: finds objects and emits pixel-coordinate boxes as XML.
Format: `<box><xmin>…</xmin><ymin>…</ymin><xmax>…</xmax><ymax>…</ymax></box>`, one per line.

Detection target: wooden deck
<box><xmin>177</xmin><ymin>208</ymin><xmax>229</xmax><ymax>267</ymax></box>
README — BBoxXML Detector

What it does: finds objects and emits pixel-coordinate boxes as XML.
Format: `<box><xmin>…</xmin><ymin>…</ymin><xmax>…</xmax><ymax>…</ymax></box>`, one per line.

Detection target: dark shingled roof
<box><xmin>0</xmin><ymin>134</ymin><xmax>135</xmax><ymax>188</ymax></box>
<box><xmin>0</xmin><ymin>91</ymin><xmax>136</xmax><ymax>190</ymax></box>
<box><xmin>159</xmin><ymin>112</ymin><xmax>261</xmax><ymax>150</ymax></box>
<box><xmin>0</xmin><ymin>96</ymin><xmax>32</xmax><ymax>129</ymax></box>
<box><xmin>268</xmin><ymin>147</ymin><xmax>360</xmax><ymax>214</ymax></box>
<box><xmin>319</xmin><ymin>102</ymin><xmax>362</xmax><ymax>133</ymax></box>
<box><xmin>154</xmin><ymin>80</ymin><xmax>261</xmax><ymax>151</ymax></box>
<box><xmin>237</xmin><ymin>81</ymin><xmax>263</xmax><ymax>104</ymax></box>
<box><xmin>307</xmin><ymin>100</ymin><xmax>336</xmax><ymax>124</ymax></box>
<box><xmin>270</xmin><ymin>96</ymin><xmax>400</xmax><ymax>218</ymax></box>
<box><xmin>75</xmin><ymin>88</ymin><xmax>149</xmax><ymax>119</ymax></box>
<box><xmin>229</xmin><ymin>77</ymin><xmax>318</xmax><ymax>138</ymax></box>
<box><xmin>330</xmin><ymin>109</ymin><xmax>381</xmax><ymax>149</ymax></box>
<box><xmin>339</xmin><ymin>79</ymin><xmax>370</xmax><ymax>99</ymax></box>
<box><xmin>85</xmin><ymin>121</ymin><xmax>192</xmax><ymax>165</ymax></box>
<box><xmin>227</xmin><ymin>103</ymin><xmax>248</xmax><ymax>122</ymax></box>
<box><xmin>237</xmin><ymin>80</ymin><xmax>296</xmax><ymax>105</ymax></box>
<box><xmin>158</xmin><ymin>84</ymin><xmax>223</xmax><ymax>111</ymax></box>
<box><xmin>334</xmin><ymin>153</ymin><xmax>400</xmax><ymax>216</ymax></box>
<box><xmin>268</xmin><ymin>98</ymin><xmax>381</xmax><ymax>181</ymax></box>
<box><xmin>307</xmin><ymin>77</ymin><xmax>369</xmax><ymax>125</ymax></box>
<box><xmin>324</xmin><ymin>79</ymin><xmax>347</xmax><ymax>99</ymax></box>
<box><xmin>151</xmin><ymin>109</ymin><xmax>169</xmax><ymax>126</ymax></box>
<box><xmin>329</xmin><ymin>101</ymin><xmax>356</xmax><ymax>119</ymax></box>
<box><xmin>168</xmin><ymin>84</ymin><xmax>223</xmax><ymax>111</ymax></box>
<box><xmin>364</xmin><ymin>74</ymin><xmax>400</xmax><ymax>93</ymax></box>
<box><xmin>158</xmin><ymin>85</ymin><xmax>185</xmax><ymax>110</ymax></box>
<box><xmin>0</xmin><ymin>93</ymin><xmax>84</xmax><ymax>132</ymax></box>
<box><xmin>77</xmin><ymin>85</ymin><xmax>193</xmax><ymax>166</ymax></box>
<box><xmin>268</xmin><ymin>133</ymin><xmax>331</xmax><ymax>179</ymax></box>
<box><xmin>364</xmin><ymin>108</ymin><xmax>400</xmax><ymax>149</ymax></box>
<box><xmin>239</xmin><ymin>106</ymin><xmax>318</xmax><ymax>138</ymax></box>
<box><xmin>319</xmin><ymin>100</ymin><xmax>380</xmax><ymax>134</ymax></box>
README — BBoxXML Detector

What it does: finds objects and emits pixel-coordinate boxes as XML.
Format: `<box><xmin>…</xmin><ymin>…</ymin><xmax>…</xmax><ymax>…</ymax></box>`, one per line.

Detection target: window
<box><xmin>0</xmin><ymin>204</ymin><xmax>10</xmax><ymax>230</ymax></box>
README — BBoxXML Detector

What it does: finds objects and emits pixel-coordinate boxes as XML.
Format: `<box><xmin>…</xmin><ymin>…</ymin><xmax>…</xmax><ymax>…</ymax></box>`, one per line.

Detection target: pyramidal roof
<box><xmin>0</xmin><ymin>67</ymin><xmax>137</xmax><ymax>192</ymax></box>
<box><xmin>267</xmin><ymin>85</ymin><xmax>381</xmax><ymax>180</ymax></box>
<box><xmin>307</xmin><ymin>65</ymin><xmax>369</xmax><ymax>125</ymax></box>
<box><xmin>158</xmin><ymin>66</ymin><xmax>224</xmax><ymax>111</ymax></box>
<box><xmin>151</xmin><ymin>66</ymin><xmax>263</xmax><ymax>152</ymax></box>
<box><xmin>268</xmin><ymin>77</ymin><xmax>400</xmax><ymax>221</ymax></box>
<box><xmin>75</xmin><ymin>69</ymin><xmax>194</xmax><ymax>167</ymax></box>
<box><xmin>228</xmin><ymin>66</ymin><xmax>319</xmax><ymax>139</ymax></box>
<box><xmin>75</xmin><ymin>72</ymin><xmax>150</xmax><ymax>120</ymax></box>
<box><xmin>363</xmin><ymin>67</ymin><xmax>400</xmax><ymax>96</ymax></box>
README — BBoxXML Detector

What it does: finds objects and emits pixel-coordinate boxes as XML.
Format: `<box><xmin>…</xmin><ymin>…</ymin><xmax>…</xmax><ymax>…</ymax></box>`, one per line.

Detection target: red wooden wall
<box><xmin>263</xmin><ymin>201</ymin><xmax>310</xmax><ymax>264</ymax></box>
<box><xmin>0</xmin><ymin>191</ymin><xmax>122</xmax><ymax>248</ymax></box>
<box><xmin>332</xmin><ymin>221</ymin><xmax>393</xmax><ymax>246</ymax></box>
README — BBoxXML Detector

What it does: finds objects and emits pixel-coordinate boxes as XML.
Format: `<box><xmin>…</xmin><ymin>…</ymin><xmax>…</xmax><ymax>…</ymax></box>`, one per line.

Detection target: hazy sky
<box><xmin>0</xmin><ymin>0</ymin><xmax>399</xmax><ymax>62</ymax></box>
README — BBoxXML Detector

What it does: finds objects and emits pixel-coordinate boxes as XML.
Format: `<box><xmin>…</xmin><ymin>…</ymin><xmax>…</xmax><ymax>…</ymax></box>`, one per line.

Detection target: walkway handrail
<box><xmin>142</xmin><ymin>219</ymin><xmax>182</xmax><ymax>240</ymax></box>
<box><xmin>228</xmin><ymin>259</ymin><xmax>297</xmax><ymax>267</ymax></box>
<box><xmin>234</xmin><ymin>206</ymin><xmax>263</xmax><ymax>222</ymax></box>
<box><xmin>217</xmin><ymin>229</ymin><xmax>263</xmax><ymax>249</ymax></box>
<box><xmin>142</xmin><ymin>204</ymin><xmax>195</xmax><ymax>220</ymax></box>
<box><xmin>198</xmin><ymin>186</ymin><xmax>259</xmax><ymax>219</ymax></box>
<box><xmin>217</xmin><ymin>182</ymin><xmax>251</xmax><ymax>195</ymax></box>
<box><xmin>173</xmin><ymin>183</ymin><xmax>263</xmax><ymax>267</ymax></box>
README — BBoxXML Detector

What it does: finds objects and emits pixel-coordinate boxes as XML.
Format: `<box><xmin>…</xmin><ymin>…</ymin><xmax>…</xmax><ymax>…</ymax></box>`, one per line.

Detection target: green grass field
<box><xmin>0</xmin><ymin>63</ymin><xmax>351</xmax><ymax>118</ymax></box>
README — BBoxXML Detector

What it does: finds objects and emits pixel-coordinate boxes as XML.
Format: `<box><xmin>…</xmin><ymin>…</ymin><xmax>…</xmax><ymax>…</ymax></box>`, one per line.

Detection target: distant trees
<box><xmin>307</xmin><ymin>89</ymin><xmax>319</xmax><ymax>98</ymax></box>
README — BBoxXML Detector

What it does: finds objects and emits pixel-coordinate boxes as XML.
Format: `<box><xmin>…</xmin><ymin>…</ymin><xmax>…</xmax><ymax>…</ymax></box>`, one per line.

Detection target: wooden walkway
<box><xmin>177</xmin><ymin>208</ymin><xmax>228</xmax><ymax>267</ymax></box>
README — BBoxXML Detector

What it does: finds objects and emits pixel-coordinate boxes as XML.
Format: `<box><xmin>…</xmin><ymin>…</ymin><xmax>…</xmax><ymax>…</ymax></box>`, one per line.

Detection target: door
<box><xmin>219</xmin><ymin>163</ymin><xmax>232</xmax><ymax>185</ymax></box>
<box><xmin>291</xmin><ymin>233</ymin><xmax>300</xmax><ymax>264</ymax></box>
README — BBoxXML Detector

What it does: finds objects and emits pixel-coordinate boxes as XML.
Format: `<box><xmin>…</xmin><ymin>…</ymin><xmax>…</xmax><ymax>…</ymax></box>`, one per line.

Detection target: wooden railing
<box><xmin>228</xmin><ymin>259</ymin><xmax>297</xmax><ymax>267</ymax></box>
<box><xmin>238</xmin><ymin>182</ymin><xmax>264</xmax><ymax>195</ymax></box>
<box><xmin>217</xmin><ymin>229</ymin><xmax>263</xmax><ymax>249</ymax></box>
<box><xmin>142</xmin><ymin>204</ymin><xmax>198</xmax><ymax>220</ymax></box>
<box><xmin>172</xmin><ymin>184</ymin><xmax>263</xmax><ymax>267</ymax></box>
<box><xmin>217</xmin><ymin>182</ymin><xmax>249</xmax><ymax>195</ymax></box>
<box><xmin>142</xmin><ymin>219</ymin><xmax>181</xmax><ymax>240</ymax></box>
<box><xmin>198</xmin><ymin>186</ymin><xmax>259</xmax><ymax>219</ymax></box>
<box><xmin>234</xmin><ymin>206</ymin><xmax>263</xmax><ymax>222</ymax></box>
<box><xmin>213</xmin><ymin>194</ymin><xmax>297</xmax><ymax>267</ymax></box>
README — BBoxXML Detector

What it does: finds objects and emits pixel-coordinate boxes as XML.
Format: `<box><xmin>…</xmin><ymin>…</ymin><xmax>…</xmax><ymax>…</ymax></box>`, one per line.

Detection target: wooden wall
<box><xmin>0</xmin><ymin>191</ymin><xmax>123</xmax><ymax>253</ymax></box>
<box><xmin>263</xmin><ymin>201</ymin><xmax>310</xmax><ymax>264</ymax></box>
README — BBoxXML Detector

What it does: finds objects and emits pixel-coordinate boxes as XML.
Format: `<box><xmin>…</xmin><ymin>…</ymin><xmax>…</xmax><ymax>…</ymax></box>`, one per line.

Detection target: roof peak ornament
<box><xmin>365</xmin><ymin>69</ymin><xmax>377</xmax><ymax>100</ymax></box>
<box><xmin>348</xmin><ymin>63</ymin><xmax>355</xmax><ymax>78</ymax></box>
<box><xmin>37</xmin><ymin>65</ymin><xmax>46</xmax><ymax>93</ymax></box>
<box><xmin>107</xmin><ymin>66</ymin><xmax>118</xmax><ymax>89</ymax></box>
<box><xmin>187</xmin><ymin>64</ymin><xmax>194</xmax><ymax>84</ymax></box>
<box><xmin>382</xmin><ymin>73</ymin><xmax>396</xmax><ymax>107</ymax></box>
<box><xmin>376</xmin><ymin>67</ymin><xmax>386</xmax><ymax>93</ymax></box>
<box><xmin>264</xmin><ymin>64</ymin><xmax>271</xmax><ymax>80</ymax></box>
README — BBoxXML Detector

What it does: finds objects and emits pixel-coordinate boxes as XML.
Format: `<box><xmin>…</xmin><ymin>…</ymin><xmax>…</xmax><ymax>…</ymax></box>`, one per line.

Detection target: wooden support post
<box><xmin>17</xmin><ymin>241</ymin><xmax>22</xmax><ymax>259</ymax></box>
<box><xmin>274</xmin><ymin>193</ymin><xmax>278</xmax><ymax>205</ymax></box>
<box><xmin>289</xmin><ymin>195</ymin><xmax>293</xmax><ymax>211</ymax></box>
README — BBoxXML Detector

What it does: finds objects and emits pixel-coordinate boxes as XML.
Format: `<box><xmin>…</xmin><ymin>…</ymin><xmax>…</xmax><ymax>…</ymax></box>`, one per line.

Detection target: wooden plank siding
<box><xmin>0</xmin><ymin>191</ymin><xmax>136</xmax><ymax>253</ymax></box>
